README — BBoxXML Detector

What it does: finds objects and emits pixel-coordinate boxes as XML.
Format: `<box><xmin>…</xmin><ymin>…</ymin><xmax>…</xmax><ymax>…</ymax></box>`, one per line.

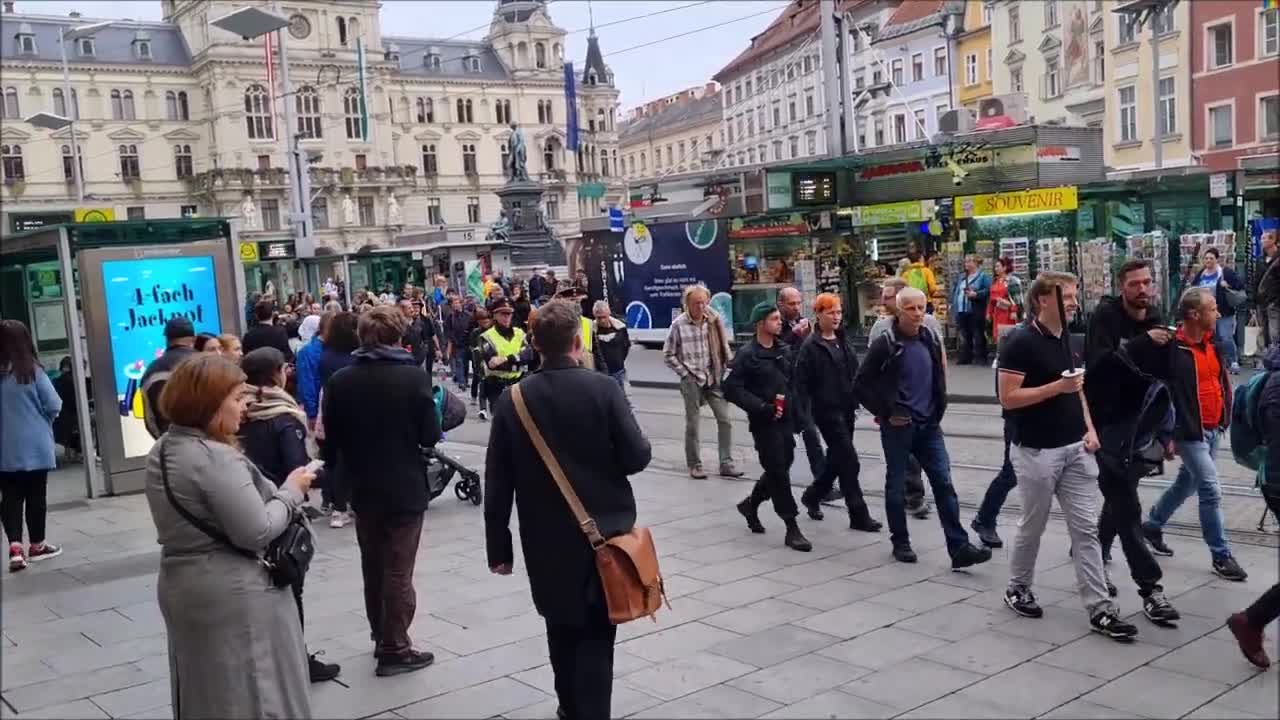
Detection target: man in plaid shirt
<box><xmin>663</xmin><ymin>285</ymin><xmax>743</xmax><ymax>479</ymax></box>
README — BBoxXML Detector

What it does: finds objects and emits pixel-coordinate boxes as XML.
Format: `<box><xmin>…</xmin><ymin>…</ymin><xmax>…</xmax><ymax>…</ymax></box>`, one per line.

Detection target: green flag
<box><xmin>465</xmin><ymin>261</ymin><xmax>484</xmax><ymax>299</ymax></box>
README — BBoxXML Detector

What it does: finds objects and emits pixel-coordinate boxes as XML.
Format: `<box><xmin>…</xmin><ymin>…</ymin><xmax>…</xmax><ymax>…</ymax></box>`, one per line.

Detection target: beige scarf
<box><xmin>244</xmin><ymin>385</ymin><xmax>308</xmax><ymax>427</ymax></box>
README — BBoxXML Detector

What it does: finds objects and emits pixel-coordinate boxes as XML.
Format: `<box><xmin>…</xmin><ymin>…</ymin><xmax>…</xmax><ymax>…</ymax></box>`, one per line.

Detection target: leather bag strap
<box><xmin>510</xmin><ymin>384</ymin><xmax>606</xmax><ymax>548</ymax></box>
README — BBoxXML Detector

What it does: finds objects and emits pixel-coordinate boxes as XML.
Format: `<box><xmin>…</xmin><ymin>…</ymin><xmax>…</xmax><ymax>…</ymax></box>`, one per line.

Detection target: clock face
<box><xmin>288</xmin><ymin>14</ymin><xmax>311</xmax><ymax>40</ymax></box>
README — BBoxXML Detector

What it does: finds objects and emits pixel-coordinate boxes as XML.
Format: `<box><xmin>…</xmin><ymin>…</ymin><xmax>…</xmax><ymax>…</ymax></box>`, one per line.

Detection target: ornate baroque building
<box><xmin>0</xmin><ymin>0</ymin><xmax>622</xmax><ymax>273</ymax></box>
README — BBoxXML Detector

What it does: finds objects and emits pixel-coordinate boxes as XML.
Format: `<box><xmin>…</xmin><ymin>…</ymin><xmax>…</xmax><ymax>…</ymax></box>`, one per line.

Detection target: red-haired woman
<box><xmin>987</xmin><ymin>257</ymin><xmax>1023</xmax><ymax>348</ymax></box>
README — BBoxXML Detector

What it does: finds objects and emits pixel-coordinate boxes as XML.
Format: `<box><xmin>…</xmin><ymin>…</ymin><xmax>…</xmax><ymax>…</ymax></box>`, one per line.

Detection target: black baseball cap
<box><xmin>163</xmin><ymin>316</ymin><xmax>195</xmax><ymax>341</ymax></box>
<box><xmin>489</xmin><ymin>298</ymin><xmax>515</xmax><ymax>313</ymax></box>
<box><xmin>555</xmin><ymin>286</ymin><xmax>586</xmax><ymax>299</ymax></box>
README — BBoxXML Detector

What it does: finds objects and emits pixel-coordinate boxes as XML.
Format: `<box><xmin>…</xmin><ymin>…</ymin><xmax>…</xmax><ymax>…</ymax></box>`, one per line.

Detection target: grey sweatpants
<box><xmin>1009</xmin><ymin>442</ymin><xmax>1116</xmax><ymax>618</ymax></box>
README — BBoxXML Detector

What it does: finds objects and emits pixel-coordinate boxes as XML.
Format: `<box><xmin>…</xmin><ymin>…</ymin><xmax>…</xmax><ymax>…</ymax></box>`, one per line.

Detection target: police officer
<box><xmin>554</xmin><ymin>286</ymin><xmax>607</xmax><ymax>372</ymax></box>
<box><xmin>725</xmin><ymin>302</ymin><xmax>811</xmax><ymax>552</ymax></box>
<box><xmin>479</xmin><ymin>298</ymin><xmax>532</xmax><ymax>416</ymax></box>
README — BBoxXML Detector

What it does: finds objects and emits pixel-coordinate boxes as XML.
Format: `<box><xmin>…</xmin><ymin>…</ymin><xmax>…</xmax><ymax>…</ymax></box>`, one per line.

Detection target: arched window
<box><xmin>1</xmin><ymin>87</ymin><xmax>18</xmax><ymax>118</ymax></box>
<box><xmin>69</xmin><ymin>88</ymin><xmax>79</xmax><ymax>120</ymax></box>
<box><xmin>110</xmin><ymin>89</ymin><xmax>123</xmax><ymax>119</ymax></box>
<box><xmin>536</xmin><ymin>99</ymin><xmax>553</xmax><ymax>125</ymax></box>
<box><xmin>61</xmin><ymin>144</ymin><xmax>77</xmax><ymax>182</ymax></box>
<box><xmin>118</xmin><ymin>144</ymin><xmax>140</xmax><ymax>180</ymax></box>
<box><xmin>165</xmin><ymin>90</ymin><xmax>178</xmax><ymax>120</ymax></box>
<box><xmin>516</xmin><ymin>41</ymin><xmax>528</xmax><ymax>67</ymax></box>
<box><xmin>500</xmin><ymin>142</ymin><xmax>510</xmax><ymax>176</ymax></box>
<box><xmin>347</xmin><ymin>18</ymin><xmax>360</xmax><ymax>45</ymax></box>
<box><xmin>468</xmin><ymin>56</ymin><xmax>481</xmax><ymax>72</ymax></box>
<box><xmin>121</xmin><ymin>90</ymin><xmax>136</xmax><ymax>120</ymax></box>
<box><xmin>461</xmin><ymin>143</ymin><xmax>477</xmax><ymax>175</ymax></box>
<box><xmin>600</xmin><ymin>149</ymin><xmax>610</xmax><ymax>177</ymax></box>
<box><xmin>1</xmin><ymin>144</ymin><xmax>25</xmax><ymax>181</ymax></box>
<box><xmin>455</xmin><ymin>98</ymin><xmax>473</xmax><ymax>124</ymax></box>
<box><xmin>244</xmin><ymin>84</ymin><xmax>273</xmax><ymax>139</ymax></box>
<box><xmin>336</xmin><ymin>17</ymin><xmax>347</xmax><ymax>46</ymax></box>
<box><xmin>596</xmin><ymin>108</ymin><xmax>606</xmax><ymax>132</ymax></box>
<box><xmin>553</xmin><ymin>43</ymin><xmax>562</xmax><ymax>61</ymax></box>
<box><xmin>295</xmin><ymin>86</ymin><xmax>322</xmax><ymax>139</ymax></box>
<box><xmin>343</xmin><ymin>87</ymin><xmax>364</xmax><ymax>139</ymax></box>
<box><xmin>177</xmin><ymin>91</ymin><xmax>189</xmax><ymax>120</ymax></box>
<box><xmin>417</xmin><ymin>97</ymin><xmax>434</xmax><ymax>123</ymax></box>
<box><xmin>53</xmin><ymin>88</ymin><xmax>66</xmax><ymax>117</ymax></box>
<box><xmin>543</xmin><ymin>139</ymin><xmax>558</xmax><ymax>171</ymax></box>
<box><xmin>495</xmin><ymin>99</ymin><xmax>511</xmax><ymax>125</ymax></box>
<box><xmin>535</xmin><ymin>42</ymin><xmax>547</xmax><ymax>69</ymax></box>
<box><xmin>173</xmin><ymin>144</ymin><xmax>193</xmax><ymax>178</ymax></box>
<box><xmin>587</xmin><ymin>70</ymin><xmax>598</xmax><ymax>86</ymax></box>
<box><xmin>421</xmin><ymin>144</ymin><xmax>438</xmax><ymax>175</ymax></box>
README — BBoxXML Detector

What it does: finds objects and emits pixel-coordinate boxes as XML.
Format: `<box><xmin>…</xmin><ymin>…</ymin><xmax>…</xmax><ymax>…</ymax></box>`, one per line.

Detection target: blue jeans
<box><xmin>452</xmin><ymin>353</ymin><xmax>469</xmax><ymax>387</ymax></box>
<box><xmin>974</xmin><ymin>423</ymin><xmax>1018</xmax><ymax>529</ymax></box>
<box><xmin>1145</xmin><ymin>429</ymin><xmax>1231</xmax><ymax>561</ymax></box>
<box><xmin>1216</xmin><ymin>315</ymin><xmax>1238</xmax><ymax>367</ymax></box>
<box><xmin>880</xmin><ymin>421</ymin><xmax>971</xmax><ymax>553</ymax></box>
<box><xmin>609</xmin><ymin>369</ymin><xmax>628</xmax><ymax>391</ymax></box>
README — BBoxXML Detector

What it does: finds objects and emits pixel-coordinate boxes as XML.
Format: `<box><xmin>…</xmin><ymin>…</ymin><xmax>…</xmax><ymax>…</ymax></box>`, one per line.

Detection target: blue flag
<box><xmin>564</xmin><ymin>61</ymin><xmax>579</xmax><ymax>152</ymax></box>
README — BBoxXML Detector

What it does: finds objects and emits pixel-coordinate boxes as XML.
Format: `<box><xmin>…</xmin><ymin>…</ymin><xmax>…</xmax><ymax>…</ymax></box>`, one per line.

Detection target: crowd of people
<box><xmin>0</xmin><ymin>233</ymin><xmax>1277</xmax><ymax>719</ymax></box>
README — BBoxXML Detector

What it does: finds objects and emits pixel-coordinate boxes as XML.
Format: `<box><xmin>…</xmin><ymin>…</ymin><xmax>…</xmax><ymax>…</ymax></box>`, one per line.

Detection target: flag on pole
<box><xmin>564</xmin><ymin>61</ymin><xmax>579</xmax><ymax>152</ymax></box>
<box><xmin>264</xmin><ymin>33</ymin><xmax>277</xmax><ymax>131</ymax></box>
<box><xmin>1264</xmin><ymin>0</ymin><xmax>1278</xmax><ymax>10</ymax></box>
<box><xmin>465</xmin><ymin>260</ymin><xmax>485</xmax><ymax>300</ymax></box>
<box><xmin>356</xmin><ymin>38</ymin><xmax>371</xmax><ymax>142</ymax></box>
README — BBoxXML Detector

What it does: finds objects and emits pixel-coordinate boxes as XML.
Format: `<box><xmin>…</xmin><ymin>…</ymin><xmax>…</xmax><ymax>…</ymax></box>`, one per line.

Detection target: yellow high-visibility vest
<box><xmin>580</xmin><ymin>316</ymin><xmax>595</xmax><ymax>369</ymax></box>
<box><xmin>482</xmin><ymin>326</ymin><xmax>526</xmax><ymax>380</ymax></box>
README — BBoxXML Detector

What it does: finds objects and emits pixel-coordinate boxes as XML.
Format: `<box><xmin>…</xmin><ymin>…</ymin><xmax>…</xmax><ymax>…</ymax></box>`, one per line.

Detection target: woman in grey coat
<box><xmin>143</xmin><ymin>354</ymin><xmax>316</xmax><ymax>719</ymax></box>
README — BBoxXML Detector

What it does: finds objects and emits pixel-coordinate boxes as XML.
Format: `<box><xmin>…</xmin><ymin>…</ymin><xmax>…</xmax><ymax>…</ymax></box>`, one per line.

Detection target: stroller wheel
<box><xmin>454</xmin><ymin>482</ymin><xmax>470</xmax><ymax>501</ymax></box>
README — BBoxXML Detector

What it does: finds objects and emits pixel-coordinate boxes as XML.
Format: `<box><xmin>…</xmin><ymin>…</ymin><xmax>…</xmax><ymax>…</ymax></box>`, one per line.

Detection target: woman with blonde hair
<box><xmin>145</xmin><ymin>354</ymin><xmax>314</xmax><ymax>718</ymax></box>
<box><xmin>217</xmin><ymin>334</ymin><xmax>243</xmax><ymax>361</ymax></box>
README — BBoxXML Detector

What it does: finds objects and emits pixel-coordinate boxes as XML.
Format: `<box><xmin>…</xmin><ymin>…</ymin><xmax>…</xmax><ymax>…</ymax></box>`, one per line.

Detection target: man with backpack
<box><xmin>1139</xmin><ymin>288</ymin><xmax>1248</xmax><ymax>582</ymax></box>
<box><xmin>1226</xmin><ymin>345</ymin><xmax>1280</xmax><ymax>669</ymax></box>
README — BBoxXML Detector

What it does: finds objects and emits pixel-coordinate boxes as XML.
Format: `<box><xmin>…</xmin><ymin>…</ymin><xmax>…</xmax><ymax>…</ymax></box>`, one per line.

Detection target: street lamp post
<box><xmin>211</xmin><ymin>7</ymin><xmax>313</xmax><ymax>258</ymax></box>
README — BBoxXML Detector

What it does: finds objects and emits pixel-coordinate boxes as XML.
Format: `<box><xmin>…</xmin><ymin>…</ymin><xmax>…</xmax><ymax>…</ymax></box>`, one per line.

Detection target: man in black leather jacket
<box><xmin>724</xmin><ymin>302</ymin><xmax>811</xmax><ymax>552</ymax></box>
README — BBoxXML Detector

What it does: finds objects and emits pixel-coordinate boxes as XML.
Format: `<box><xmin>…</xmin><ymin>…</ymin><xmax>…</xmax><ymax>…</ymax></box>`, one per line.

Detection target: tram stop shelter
<box><xmin>0</xmin><ymin>219</ymin><xmax>246</xmax><ymax>499</ymax></box>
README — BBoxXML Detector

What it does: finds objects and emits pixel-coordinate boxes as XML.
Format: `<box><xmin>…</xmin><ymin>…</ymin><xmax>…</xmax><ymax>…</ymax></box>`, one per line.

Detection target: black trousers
<box><xmin>1246</xmin><ymin>584</ymin><xmax>1280</xmax><ymax>628</ymax></box>
<box><xmin>482</xmin><ymin>376</ymin><xmax>518</xmax><ymax>408</ymax></box>
<box><xmin>0</xmin><ymin>470</ymin><xmax>49</xmax><ymax>546</ymax></box>
<box><xmin>747</xmin><ymin>427</ymin><xmax>799</xmax><ymax>520</ymax></box>
<box><xmin>1098</xmin><ymin>465</ymin><xmax>1162</xmax><ymax>594</ymax></box>
<box><xmin>546</xmin><ymin>610</ymin><xmax>617</xmax><ymax>720</ymax></box>
<box><xmin>802</xmin><ymin>414</ymin><xmax>870</xmax><ymax>518</ymax></box>
<box><xmin>956</xmin><ymin>311</ymin><xmax>988</xmax><ymax>363</ymax></box>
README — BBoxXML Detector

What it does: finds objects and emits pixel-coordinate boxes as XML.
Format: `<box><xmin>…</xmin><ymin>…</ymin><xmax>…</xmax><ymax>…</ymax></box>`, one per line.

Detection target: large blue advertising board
<box><xmin>618</xmin><ymin>219</ymin><xmax>732</xmax><ymax>336</ymax></box>
<box><xmin>101</xmin><ymin>256</ymin><xmax>221</xmax><ymax>456</ymax></box>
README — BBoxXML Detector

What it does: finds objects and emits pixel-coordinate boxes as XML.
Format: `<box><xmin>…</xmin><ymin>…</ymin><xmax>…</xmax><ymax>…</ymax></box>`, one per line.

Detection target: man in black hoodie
<box><xmin>242</xmin><ymin>300</ymin><xmax>294</xmax><ymax>360</ymax></box>
<box><xmin>1084</xmin><ymin>259</ymin><xmax>1180</xmax><ymax>625</ymax></box>
<box><xmin>322</xmin><ymin>306</ymin><xmax>440</xmax><ymax>677</ymax></box>
<box><xmin>725</xmin><ymin>303</ymin><xmax>811</xmax><ymax>552</ymax></box>
<box><xmin>794</xmin><ymin>293</ymin><xmax>880</xmax><ymax>532</ymax></box>
<box><xmin>140</xmin><ymin>317</ymin><xmax>197</xmax><ymax>439</ymax></box>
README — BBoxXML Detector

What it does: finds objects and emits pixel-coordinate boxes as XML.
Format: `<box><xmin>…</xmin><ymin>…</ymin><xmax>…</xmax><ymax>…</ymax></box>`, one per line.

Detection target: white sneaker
<box><xmin>478</xmin><ymin>410</ymin><xmax>489</xmax><ymax>421</ymax></box>
<box><xmin>329</xmin><ymin>511</ymin><xmax>350</xmax><ymax>529</ymax></box>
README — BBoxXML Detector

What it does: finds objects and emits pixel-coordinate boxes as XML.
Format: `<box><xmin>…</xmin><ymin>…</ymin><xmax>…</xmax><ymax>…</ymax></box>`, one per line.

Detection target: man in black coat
<box><xmin>485</xmin><ymin>300</ymin><xmax>651</xmax><ymax>720</ymax></box>
<box><xmin>724</xmin><ymin>302</ymin><xmax>812</xmax><ymax>552</ymax></box>
<box><xmin>399</xmin><ymin>298</ymin><xmax>438</xmax><ymax>369</ymax></box>
<box><xmin>322</xmin><ymin>306</ymin><xmax>440</xmax><ymax>677</ymax></box>
<box><xmin>140</xmin><ymin>317</ymin><xmax>196</xmax><ymax>439</ymax></box>
<box><xmin>242</xmin><ymin>299</ymin><xmax>294</xmax><ymax>360</ymax></box>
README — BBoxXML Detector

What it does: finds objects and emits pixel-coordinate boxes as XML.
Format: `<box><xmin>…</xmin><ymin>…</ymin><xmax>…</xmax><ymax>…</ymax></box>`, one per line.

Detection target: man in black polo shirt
<box><xmin>998</xmin><ymin>272</ymin><xmax>1137</xmax><ymax>641</ymax></box>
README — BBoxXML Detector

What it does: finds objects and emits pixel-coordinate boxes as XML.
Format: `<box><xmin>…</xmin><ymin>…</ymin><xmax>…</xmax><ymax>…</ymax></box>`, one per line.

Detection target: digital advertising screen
<box><xmin>617</xmin><ymin>219</ymin><xmax>732</xmax><ymax>335</ymax></box>
<box><xmin>101</xmin><ymin>256</ymin><xmax>222</xmax><ymax>457</ymax></box>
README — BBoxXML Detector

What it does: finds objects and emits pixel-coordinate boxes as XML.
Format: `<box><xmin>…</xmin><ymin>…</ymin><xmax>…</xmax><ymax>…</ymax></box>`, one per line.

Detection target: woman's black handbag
<box><xmin>159</xmin><ymin>440</ymin><xmax>314</xmax><ymax>588</ymax></box>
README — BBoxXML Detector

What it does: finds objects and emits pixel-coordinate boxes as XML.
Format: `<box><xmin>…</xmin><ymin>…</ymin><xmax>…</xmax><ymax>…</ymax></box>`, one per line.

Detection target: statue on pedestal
<box><xmin>239</xmin><ymin>193</ymin><xmax>259</xmax><ymax>231</ymax></box>
<box><xmin>487</xmin><ymin>207</ymin><xmax>511</xmax><ymax>244</ymax></box>
<box><xmin>386</xmin><ymin>194</ymin><xmax>402</xmax><ymax>225</ymax></box>
<box><xmin>342</xmin><ymin>193</ymin><xmax>357</xmax><ymax>225</ymax></box>
<box><xmin>506</xmin><ymin>123</ymin><xmax>529</xmax><ymax>182</ymax></box>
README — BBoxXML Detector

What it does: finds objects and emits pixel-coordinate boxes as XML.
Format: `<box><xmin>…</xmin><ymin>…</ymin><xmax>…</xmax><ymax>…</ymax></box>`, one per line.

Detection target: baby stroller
<box><xmin>424</xmin><ymin>385</ymin><xmax>483</xmax><ymax>507</ymax></box>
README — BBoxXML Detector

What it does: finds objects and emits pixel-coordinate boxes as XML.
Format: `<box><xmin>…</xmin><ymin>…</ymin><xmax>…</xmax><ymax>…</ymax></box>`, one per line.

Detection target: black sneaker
<box><xmin>1142</xmin><ymin>590</ymin><xmax>1181</xmax><ymax>625</ymax></box>
<box><xmin>951</xmin><ymin>543</ymin><xmax>993</xmax><ymax>570</ymax></box>
<box><xmin>892</xmin><ymin>544</ymin><xmax>917</xmax><ymax>563</ymax></box>
<box><xmin>1004</xmin><ymin>587</ymin><xmax>1044</xmax><ymax>618</ymax></box>
<box><xmin>970</xmin><ymin>520</ymin><xmax>1004</xmax><ymax>549</ymax></box>
<box><xmin>849</xmin><ymin>514</ymin><xmax>882</xmax><ymax>533</ymax></box>
<box><xmin>375</xmin><ymin>649</ymin><xmax>435</xmax><ymax>677</ymax></box>
<box><xmin>1090</xmin><ymin>611</ymin><xmax>1139</xmax><ymax>640</ymax></box>
<box><xmin>309</xmin><ymin>652</ymin><xmax>341</xmax><ymax>683</ymax></box>
<box><xmin>1212</xmin><ymin>556</ymin><xmax>1248</xmax><ymax>582</ymax></box>
<box><xmin>737</xmin><ymin>499</ymin><xmax>765</xmax><ymax>534</ymax></box>
<box><xmin>1142</xmin><ymin>526</ymin><xmax>1174</xmax><ymax>556</ymax></box>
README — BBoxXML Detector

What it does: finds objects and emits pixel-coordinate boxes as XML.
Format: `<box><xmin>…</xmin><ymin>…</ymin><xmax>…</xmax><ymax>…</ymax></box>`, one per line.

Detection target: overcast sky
<box><xmin>15</xmin><ymin>0</ymin><xmax>786</xmax><ymax>109</ymax></box>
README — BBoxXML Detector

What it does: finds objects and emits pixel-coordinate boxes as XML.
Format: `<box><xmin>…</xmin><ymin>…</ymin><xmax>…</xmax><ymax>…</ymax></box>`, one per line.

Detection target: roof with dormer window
<box><xmin>383</xmin><ymin>37</ymin><xmax>508</xmax><ymax>80</ymax></box>
<box><xmin>0</xmin><ymin>13</ymin><xmax>190</xmax><ymax>65</ymax></box>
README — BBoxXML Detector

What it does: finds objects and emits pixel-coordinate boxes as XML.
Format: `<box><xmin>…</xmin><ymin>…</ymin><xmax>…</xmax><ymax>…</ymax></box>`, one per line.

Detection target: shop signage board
<box><xmin>238</xmin><ymin>242</ymin><xmax>260</xmax><ymax>264</ymax></box>
<box><xmin>846</xmin><ymin>200</ymin><xmax>935</xmax><ymax>226</ymax></box>
<box><xmin>954</xmin><ymin>186</ymin><xmax>1079</xmax><ymax>218</ymax></box>
<box><xmin>1037</xmin><ymin>145</ymin><xmax>1081</xmax><ymax>162</ymax></box>
<box><xmin>728</xmin><ymin>214</ymin><xmax>809</xmax><ymax>239</ymax></box>
<box><xmin>259</xmin><ymin>241</ymin><xmax>296</xmax><ymax>260</ymax></box>
<box><xmin>792</xmin><ymin>171</ymin><xmax>837</xmax><ymax>207</ymax></box>
<box><xmin>617</xmin><ymin>219</ymin><xmax>730</xmax><ymax>337</ymax></box>
<box><xmin>857</xmin><ymin>143</ymin><xmax>1035</xmax><ymax>182</ymax></box>
<box><xmin>765</xmin><ymin>171</ymin><xmax>792</xmax><ymax>211</ymax></box>
<box><xmin>74</xmin><ymin>207</ymin><xmax>115</xmax><ymax>223</ymax></box>
<box><xmin>9</xmin><ymin>212</ymin><xmax>74</xmax><ymax>233</ymax></box>
<box><xmin>1209</xmin><ymin>173</ymin><xmax>1229</xmax><ymax>199</ymax></box>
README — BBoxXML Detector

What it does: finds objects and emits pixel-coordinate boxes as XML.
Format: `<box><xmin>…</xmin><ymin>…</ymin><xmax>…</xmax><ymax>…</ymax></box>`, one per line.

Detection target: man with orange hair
<box><xmin>794</xmin><ymin>293</ymin><xmax>881</xmax><ymax>532</ymax></box>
